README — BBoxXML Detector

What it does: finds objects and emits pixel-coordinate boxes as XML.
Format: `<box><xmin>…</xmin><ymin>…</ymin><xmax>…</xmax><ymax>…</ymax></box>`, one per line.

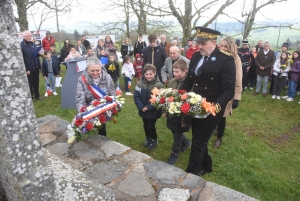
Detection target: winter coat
<box><xmin>41</xmin><ymin>58</ymin><xmax>60</xmax><ymax>77</ymax></box>
<box><xmin>94</xmin><ymin>45</ymin><xmax>106</xmax><ymax>58</ymax></box>
<box><xmin>134</xmin><ymin>41</ymin><xmax>147</xmax><ymax>56</ymax></box>
<box><xmin>42</xmin><ymin>36</ymin><xmax>55</xmax><ymax>51</ymax></box>
<box><xmin>82</xmin><ymin>39</ymin><xmax>90</xmax><ymax>49</ymax></box>
<box><xmin>161</xmin><ymin>55</ymin><xmax>190</xmax><ymax>83</ymax></box>
<box><xmin>121</xmin><ymin>63</ymin><xmax>135</xmax><ymax>78</ymax></box>
<box><xmin>248</xmin><ymin>52</ymin><xmax>257</xmax><ymax>79</ymax></box>
<box><xmin>121</xmin><ymin>44</ymin><xmax>134</xmax><ymax>58</ymax></box>
<box><xmin>75</xmin><ymin>45</ymin><xmax>87</xmax><ymax>56</ymax></box>
<box><xmin>134</xmin><ymin>75</ymin><xmax>164</xmax><ymax>120</ymax></box>
<box><xmin>186</xmin><ymin>46</ymin><xmax>199</xmax><ymax>60</ymax></box>
<box><xmin>20</xmin><ymin>40</ymin><xmax>41</xmax><ymax>72</ymax></box>
<box><xmin>288</xmin><ymin>60</ymin><xmax>300</xmax><ymax>82</ymax></box>
<box><xmin>166</xmin><ymin>76</ymin><xmax>191</xmax><ymax>132</ymax></box>
<box><xmin>76</xmin><ymin>69</ymin><xmax>115</xmax><ymax>112</ymax></box>
<box><xmin>273</xmin><ymin>58</ymin><xmax>290</xmax><ymax>77</ymax></box>
<box><xmin>133</xmin><ymin>60</ymin><xmax>143</xmax><ymax>77</ymax></box>
<box><xmin>60</xmin><ymin>45</ymin><xmax>71</xmax><ymax>62</ymax></box>
<box><xmin>159</xmin><ymin>42</ymin><xmax>171</xmax><ymax>57</ymax></box>
<box><xmin>105</xmin><ymin>61</ymin><xmax>120</xmax><ymax>80</ymax></box>
<box><xmin>255</xmin><ymin>49</ymin><xmax>276</xmax><ymax>76</ymax></box>
<box><xmin>65</xmin><ymin>52</ymin><xmax>82</xmax><ymax>61</ymax></box>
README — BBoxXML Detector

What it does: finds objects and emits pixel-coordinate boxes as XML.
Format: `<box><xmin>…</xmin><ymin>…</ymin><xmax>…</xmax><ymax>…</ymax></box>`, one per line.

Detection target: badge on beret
<box><xmin>211</xmin><ymin>57</ymin><xmax>216</xmax><ymax>61</ymax></box>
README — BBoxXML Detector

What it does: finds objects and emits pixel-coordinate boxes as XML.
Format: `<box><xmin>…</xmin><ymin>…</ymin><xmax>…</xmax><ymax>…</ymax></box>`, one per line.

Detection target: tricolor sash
<box><xmin>81</xmin><ymin>76</ymin><xmax>106</xmax><ymax>99</ymax></box>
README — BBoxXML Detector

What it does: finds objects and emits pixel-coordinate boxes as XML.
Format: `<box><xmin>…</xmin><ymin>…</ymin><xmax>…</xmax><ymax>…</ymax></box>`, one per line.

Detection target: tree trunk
<box><xmin>54</xmin><ymin>0</ymin><xmax>61</xmax><ymax>49</ymax></box>
<box><xmin>14</xmin><ymin>0</ymin><xmax>29</xmax><ymax>31</ymax></box>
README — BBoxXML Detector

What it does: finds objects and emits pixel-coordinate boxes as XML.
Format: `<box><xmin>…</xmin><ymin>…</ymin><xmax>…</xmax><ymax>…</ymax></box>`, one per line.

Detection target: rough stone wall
<box><xmin>0</xmin><ymin>0</ymin><xmax>58</xmax><ymax>200</ymax></box>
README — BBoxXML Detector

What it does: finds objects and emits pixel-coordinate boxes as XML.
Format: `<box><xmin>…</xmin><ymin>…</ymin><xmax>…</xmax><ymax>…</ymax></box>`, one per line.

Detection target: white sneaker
<box><xmin>53</xmin><ymin>92</ymin><xmax>58</xmax><ymax>96</ymax></box>
<box><xmin>286</xmin><ymin>98</ymin><xmax>294</xmax><ymax>101</ymax></box>
<box><xmin>59</xmin><ymin>84</ymin><xmax>63</xmax><ymax>87</ymax></box>
<box><xmin>282</xmin><ymin>96</ymin><xmax>288</xmax><ymax>99</ymax></box>
<box><xmin>271</xmin><ymin>95</ymin><xmax>276</xmax><ymax>99</ymax></box>
<box><xmin>127</xmin><ymin>92</ymin><xmax>133</xmax><ymax>95</ymax></box>
<box><xmin>250</xmin><ymin>87</ymin><xmax>253</xmax><ymax>90</ymax></box>
<box><xmin>244</xmin><ymin>87</ymin><xmax>247</xmax><ymax>90</ymax></box>
<box><xmin>276</xmin><ymin>96</ymin><xmax>281</xmax><ymax>100</ymax></box>
<box><xmin>297</xmin><ymin>91</ymin><xmax>300</xmax><ymax>95</ymax></box>
<box><xmin>44</xmin><ymin>92</ymin><xmax>48</xmax><ymax>97</ymax></box>
<box><xmin>298</xmin><ymin>102</ymin><xmax>300</xmax><ymax>104</ymax></box>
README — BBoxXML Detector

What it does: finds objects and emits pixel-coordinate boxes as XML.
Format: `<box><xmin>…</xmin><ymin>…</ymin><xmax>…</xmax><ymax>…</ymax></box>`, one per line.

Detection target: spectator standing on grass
<box><xmin>253</xmin><ymin>41</ymin><xmax>275</xmax><ymax>98</ymax></box>
<box><xmin>238</xmin><ymin>39</ymin><xmax>251</xmax><ymax>91</ymax></box>
<box><xmin>121</xmin><ymin>38</ymin><xmax>134</xmax><ymax>59</ymax></box>
<box><xmin>105</xmin><ymin>54</ymin><xmax>119</xmax><ymax>87</ymax></box>
<box><xmin>183</xmin><ymin>38</ymin><xmax>193</xmax><ymax>57</ymax></box>
<box><xmin>213</xmin><ymin>36</ymin><xmax>242</xmax><ymax>148</ymax></box>
<box><xmin>95</xmin><ymin>39</ymin><xmax>107</xmax><ymax>58</ymax></box>
<box><xmin>42</xmin><ymin>31</ymin><xmax>55</xmax><ymax>51</ymax></box>
<box><xmin>143</xmin><ymin>34</ymin><xmax>167</xmax><ymax>82</ymax></box>
<box><xmin>159</xmin><ymin>34</ymin><xmax>171</xmax><ymax>57</ymax></box>
<box><xmin>21</xmin><ymin>30</ymin><xmax>42</xmax><ymax>100</ymax></box>
<box><xmin>42</xmin><ymin>50</ymin><xmax>59</xmax><ymax>97</ymax></box>
<box><xmin>81</xmin><ymin>35</ymin><xmax>90</xmax><ymax>49</ymax></box>
<box><xmin>272</xmin><ymin>51</ymin><xmax>290</xmax><ymax>100</ymax></box>
<box><xmin>256</xmin><ymin>40</ymin><xmax>264</xmax><ymax>52</ymax></box>
<box><xmin>76</xmin><ymin>39</ymin><xmax>87</xmax><ymax>56</ymax></box>
<box><xmin>134</xmin><ymin>34</ymin><xmax>147</xmax><ymax>57</ymax></box>
<box><xmin>60</xmin><ymin>39</ymin><xmax>71</xmax><ymax>68</ymax></box>
<box><xmin>165</xmin><ymin>59</ymin><xmax>191</xmax><ymax>165</ymax></box>
<box><xmin>282</xmin><ymin>51</ymin><xmax>300</xmax><ymax>102</ymax></box>
<box><xmin>49</xmin><ymin>43</ymin><xmax>61</xmax><ymax>74</ymax></box>
<box><xmin>104</xmin><ymin>36</ymin><xmax>118</xmax><ymax>61</ymax></box>
<box><xmin>247</xmin><ymin>47</ymin><xmax>257</xmax><ymax>90</ymax></box>
<box><xmin>186</xmin><ymin>41</ymin><xmax>199</xmax><ymax>60</ymax></box>
<box><xmin>161</xmin><ymin>46</ymin><xmax>190</xmax><ymax>85</ymax></box>
<box><xmin>134</xmin><ymin>64</ymin><xmax>164</xmax><ymax>151</ymax></box>
<box><xmin>122</xmin><ymin>55</ymin><xmax>135</xmax><ymax>95</ymax></box>
<box><xmin>133</xmin><ymin>53</ymin><xmax>143</xmax><ymax>83</ymax></box>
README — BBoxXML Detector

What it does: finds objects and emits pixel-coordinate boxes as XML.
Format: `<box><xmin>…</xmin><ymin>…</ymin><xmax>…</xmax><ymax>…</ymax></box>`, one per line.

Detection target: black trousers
<box><xmin>242</xmin><ymin>65</ymin><xmax>249</xmax><ymax>88</ymax></box>
<box><xmin>27</xmin><ymin>70</ymin><xmax>40</xmax><ymax>99</ymax></box>
<box><xmin>269</xmin><ymin>74</ymin><xmax>274</xmax><ymax>94</ymax></box>
<box><xmin>273</xmin><ymin>76</ymin><xmax>286</xmax><ymax>96</ymax></box>
<box><xmin>186</xmin><ymin>112</ymin><xmax>223</xmax><ymax>174</ymax></box>
<box><xmin>171</xmin><ymin>131</ymin><xmax>189</xmax><ymax>154</ymax></box>
<box><xmin>217</xmin><ymin>117</ymin><xmax>226</xmax><ymax>138</ymax></box>
<box><xmin>143</xmin><ymin>119</ymin><xmax>158</xmax><ymax>140</ymax></box>
<box><xmin>98</xmin><ymin>124</ymin><xmax>106</xmax><ymax>137</ymax></box>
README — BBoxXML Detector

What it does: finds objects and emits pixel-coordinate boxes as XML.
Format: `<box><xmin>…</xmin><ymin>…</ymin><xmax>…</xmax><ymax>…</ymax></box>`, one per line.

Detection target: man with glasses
<box><xmin>20</xmin><ymin>30</ymin><xmax>42</xmax><ymax>100</ymax></box>
<box><xmin>179</xmin><ymin>27</ymin><xmax>236</xmax><ymax>176</ymax></box>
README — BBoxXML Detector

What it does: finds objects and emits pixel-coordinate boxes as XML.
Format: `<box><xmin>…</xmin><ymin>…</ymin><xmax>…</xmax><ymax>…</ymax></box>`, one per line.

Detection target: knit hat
<box><xmin>135</xmin><ymin>53</ymin><xmax>141</xmax><ymax>59</ymax></box>
<box><xmin>282</xmin><ymin>42</ymin><xmax>289</xmax><ymax>49</ymax></box>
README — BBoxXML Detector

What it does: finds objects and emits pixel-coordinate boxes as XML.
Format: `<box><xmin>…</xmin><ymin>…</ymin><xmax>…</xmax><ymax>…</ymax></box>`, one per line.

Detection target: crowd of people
<box><xmin>20</xmin><ymin>28</ymin><xmax>300</xmax><ymax>177</ymax></box>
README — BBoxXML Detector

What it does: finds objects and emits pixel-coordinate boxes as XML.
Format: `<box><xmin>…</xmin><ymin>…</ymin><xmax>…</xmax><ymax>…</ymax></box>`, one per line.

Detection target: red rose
<box><xmin>160</xmin><ymin>97</ymin><xmax>166</xmax><ymax>104</ymax></box>
<box><xmin>80</xmin><ymin>106</ymin><xmax>87</xmax><ymax>112</ymax></box>
<box><xmin>181</xmin><ymin>102</ymin><xmax>190</xmax><ymax>114</ymax></box>
<box><xmin>100</xmin><ymin>114</ymin><xmax>106</xmax><ymax>124</ymax></box>
<box><xmin>105</xmin><ymin>96</ymin><xmax>113</xmax><ymax>102</ymax></box>
<box><xmin>178</xmin><ymin>90</ymin><xmax>186</xmax><ymax>95</ymax></box>
<box><xmin>112</xmin><ymin>108</ymin><xmax>118</xmax><ymax>115</ymax></box>
<box><xmin>93</xmin><ymin>100</ymin><xmax>100</xmax><ymax>106</ymax></box>
<box><xmin>86</xmin><ymin>122</ymin><xmax>93</xmax><ymax>131</ymax></box>
<box><xmin>75</xmin><ymin>118</ymin><xmax>83</xmax><ymax>127</ymax></box>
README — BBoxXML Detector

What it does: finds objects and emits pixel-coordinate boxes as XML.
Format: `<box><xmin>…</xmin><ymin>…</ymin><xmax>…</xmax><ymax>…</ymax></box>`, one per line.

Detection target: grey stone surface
<box><xmin>179</xmin><ymin>173</ymin><xmax>206</xmax><ymax>189</ymax></box>
<box><xmin>87</xmin><ymin>135</ymin><xmax>108</xmax><ymax>146</ymax></box>
<box><xmin>0</xmin><ymin>3</ymin><xmax>58</xmax><ymax>200</ymax></box>
<box><xmin>40</xmin><ymin>133</ymin><xmax>57</xmax><ymax>145</ymax></box>
<box><xmin>46</xmin><ymin>143</ymin><xmax>70</xmax><ymax>156</ymax></box>
<box><xmin>198</xmin><ymin>181</ymin><xmax>259</xmax><ymax>201</ymax></box>
<box><xmin>117</xmin><ymin>172</ymin><xmax>155</xmax><ymax>197</ymax></box>
<box><xmin>72</xmin><ymin>141</ymin><xmax>89</xmax><ymax>151</ymax></box>
<box><xmin>122</xmin><ymin>150</ymin><xmax>151</xmax><ymax>164</ymax></box>
<box><xmin>158</xmin><ymin>188</ymin><xmax>190</xmax><ymax>201</ymax></box>
<box><xmin>45</xmin><ymin>150</ymin><xmax>115</xmax><ymax>200</ymax></box>
<box><xmin>102</xmin><ymin>140</ymin><xmax>131</xmax><ymax>158</ymax></box>
<box><xmin>84</xmin><ymin>160</ymin><xmax>130</xmax><ymax>184</ymax></box>
<box><xmin>75</xmin><ymin>149</ymin><xmax>105</xmax><ymax>160</ymax></box>
<box><xmin>144</xmin><ymin>160</ymin><xmax>186</xmax><ymax>185</ymax></box>
<box><xmin>36</xmin><ymin>114</ymin><xmax>59</xmax><ymax>127</ymax></box>
<box><xmin>53</xmin><ymin>119</ymin><xmax>70</xmax><ymax>135</ymax></box>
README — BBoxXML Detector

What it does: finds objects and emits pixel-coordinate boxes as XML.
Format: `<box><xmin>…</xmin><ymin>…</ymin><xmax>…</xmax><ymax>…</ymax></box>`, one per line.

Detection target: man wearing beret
<box><xmin>179</xmin><ymin>27</ymin><xmax>236</xmax><ymax>176</ymax></box>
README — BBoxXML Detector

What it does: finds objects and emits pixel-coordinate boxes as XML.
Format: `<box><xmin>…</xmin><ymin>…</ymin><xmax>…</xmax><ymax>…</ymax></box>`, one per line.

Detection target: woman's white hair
<box><xmin>87</xmin><ymin>57</ymin><xmax>102</xmax><ymax>68</ymax></box>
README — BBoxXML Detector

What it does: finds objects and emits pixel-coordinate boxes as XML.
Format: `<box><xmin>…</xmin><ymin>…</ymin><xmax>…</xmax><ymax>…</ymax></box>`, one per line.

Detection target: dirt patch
<box><xmin>272</xmin><ymin>123</ymin><xmax>300</xmax><ymax>144</ymax></box>
<box><xmin>289</xmin><ymin>124</ymin><xmax>300</xmax><ymax>133</ymax></box>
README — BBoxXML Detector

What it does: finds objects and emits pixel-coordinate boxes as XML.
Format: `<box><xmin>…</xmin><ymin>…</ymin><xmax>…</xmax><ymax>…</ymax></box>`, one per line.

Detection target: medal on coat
<box><xmin>211</xmin><ymin>57</ymin><xmax>216</xmax><ymax>61</ymax></box>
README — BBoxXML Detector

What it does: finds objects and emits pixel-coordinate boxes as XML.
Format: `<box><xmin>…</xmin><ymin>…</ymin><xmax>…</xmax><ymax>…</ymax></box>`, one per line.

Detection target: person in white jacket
<box><xmin>121</xmin><ymin>55</ymin><xmax>135</xmax><ymax>95</ymax></box>
<box><xmin>272</xmin><ymin>51</ymin><xmax>290</xmax><ymax>99</ymax></box>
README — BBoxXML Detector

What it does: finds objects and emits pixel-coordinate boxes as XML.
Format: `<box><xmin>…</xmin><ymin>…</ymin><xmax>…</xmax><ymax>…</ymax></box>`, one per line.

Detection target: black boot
<box><xmin>143</xmin><ymin>137</ymin><xmax>151</xmax><ymax>147</ymax></box>
<box><xmin>181</xmin><ymin>139</ymin><xmax>191</xmax><ymax>153</ymax></box>
<box><xmin>147</xmin><ymin>138</ymin><xmax>158</xmax><ymax>151</ymax></box>
<box><xmin>166</xmin><ymin>152</ymin><xmax>178</xmax><ymax>165</ymax></box>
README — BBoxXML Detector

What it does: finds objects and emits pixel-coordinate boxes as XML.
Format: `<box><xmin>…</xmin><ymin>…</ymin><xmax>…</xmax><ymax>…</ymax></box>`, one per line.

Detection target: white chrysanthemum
<box><xmin>86</xmin><ymin>106</ymin><xmax>93</xmax><ymax>111</ymax></box>
<box><xmin>67</xmin><ymin>136</ymin><xmax>76</xmax><ymax>144</ymax></box>
<box><xmin>195</xmin><ymin>94</ymin><xmax>202</xmax><ymax>102</ymax></box>
<box><xmin>175</xmin><ymin>102</ymin><xmax>182</xmax><ymax>107</ymax></box>
<box><xmin>190</xmin><ymin>97</ymin><xmax>197</xmax><ymax>104</ymax></box>
<box><xmin>95</xmin><ymin>121</ymin><xmax>101</xmax><ymax>126</ymax></box>
<box><xmin>189</xmin><ymin>92</ymin><xmax>196</xmax><ymax>97</ymax></box>
<box><xmin>168</xmin><ymin>107</ymin><xmax>174</xmax><ymax>114</ymax></box>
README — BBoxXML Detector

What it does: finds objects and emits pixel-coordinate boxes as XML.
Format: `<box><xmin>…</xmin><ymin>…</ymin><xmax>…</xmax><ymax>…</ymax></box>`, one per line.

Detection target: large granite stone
<box><xmin>72</xmin><ymin>141</ymin><xmax>89</xmax><ymax>151</ymax></box>
<box><xmin>40</xmin><ymin>133</ymin><xmax>57</xmax><ymax>146</ymax></box>
<box><xmin>46</xmin><ymin>142</ymin><xmax>69</xmax><ymax>156</ymax></box>
<box><xmin>117</xmin><ymin>172</ymin><xmax>155</xmax><ymax>197</ymax></box>
<box><xmin>45</xmin><ymin>150</ymin><xmax>115</xmax><ymax>200</ymax></box>
<box><xmin>53</xmin><ymin>119</ymin><xmax>70</xmax><ymax>135</ymax></box>
<box><xmin>36</xmin><ymin>115</ymin><xmax>58</xmax><ymax>127</ymax></box>
<box><xmin>84</xmin><ymin>160</ymin><xmax>130</xmax><ymax>185</ymax></box>
<box><xmin>122</xmin><ymin>150</ymin><xmax>151</xmax><ymax>164</ymax></box>
<box><xmin>198</xmin><ymin>182</ymin><xmax>259</xmax><ymax>201</ymax></box>
<box><xmin>101</xmin><ymin>140</ymin><xmax>131</xmax><ymax>158</ymax></box>
<box><xmin>179</xmin><ymin>173</ymin><xmax>206</xmax><ymax>189</ymax></box>
<box><xmin>144</xmin><ymin>160</ymin><xmax>186</xmax><ymax>185</ymax></box>
<box><xmin>158</xmin><ymin>188</ymin><xmax>190</xmax><ymax>201</ymax></box>
<box><xmin>87</xmin><ymin>135</ymin><xmax>108</xmax><ymax>146</ymax></box>
<box><xmin>74</xmin><ymin>149</ymin><xmax>105</xmax><ymax>160</ymax></box>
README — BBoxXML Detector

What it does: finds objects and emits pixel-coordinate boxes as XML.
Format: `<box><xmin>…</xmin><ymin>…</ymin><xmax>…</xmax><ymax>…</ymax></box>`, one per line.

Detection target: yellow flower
<box><xmin>190</xmin><ymin>97</ymin><xmax>197</xmax><ymax>104</ymax></box>
<box><xmin>67</xmin><ymin>136</ymin><xmax>76</xmax><ymax>144</ymax></box>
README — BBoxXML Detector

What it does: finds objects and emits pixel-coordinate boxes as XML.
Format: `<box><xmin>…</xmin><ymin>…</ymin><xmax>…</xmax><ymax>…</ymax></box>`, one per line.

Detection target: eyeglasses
<box><xmin>89</xmin><ymin>70</ymin><xmax>101</xmax><ymax>73</ymax></box>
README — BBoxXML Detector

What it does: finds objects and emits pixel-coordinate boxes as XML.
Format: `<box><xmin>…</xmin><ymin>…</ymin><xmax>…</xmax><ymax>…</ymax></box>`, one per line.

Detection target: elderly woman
<box><xmin>213</xmin><ymin>36</ymin><xmax>243</xmax><ymax>148</ymax></box>
<box><xmin>121</xmin><ymin>38</ymin><xmax>134</xmax><ymax>59</ymax></box>
<box><xmin>94</xmin><ymin>39</ymin><xmax>106</xmax><ymax>58</ymax></box>
<box><xmin>75</xmin><ymin>39</ymin><xmax>87</xmax><ymax>56</ymax></box>
<box><xmin>76</xmin><ymin>57</ymin><xmax>115</xmax><ymax>136</ymax></box>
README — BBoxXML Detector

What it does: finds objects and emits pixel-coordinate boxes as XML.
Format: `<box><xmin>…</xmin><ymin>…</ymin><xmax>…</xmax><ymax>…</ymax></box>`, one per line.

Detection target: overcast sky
<box><xmin>24</xmin><ymin>0</ymin><xmax>299</xmax><ymax>33</ymax></box>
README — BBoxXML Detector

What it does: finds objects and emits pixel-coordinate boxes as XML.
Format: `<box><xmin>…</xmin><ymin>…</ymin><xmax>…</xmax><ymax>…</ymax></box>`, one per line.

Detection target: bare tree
<box><xmin>28</xmin><ymin>4</ymin><xmax>55</xmax><ymax>31</ymax></box>
<box><xmin>222</xmin><ymin>0</ymin><xmax>292</xmax><ymax>39</ymax></box>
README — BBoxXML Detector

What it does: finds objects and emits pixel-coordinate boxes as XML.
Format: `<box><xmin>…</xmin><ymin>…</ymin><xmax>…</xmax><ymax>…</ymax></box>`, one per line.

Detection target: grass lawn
<box><xmin>33</xmin><ymin>66</ymin><xmax>300</xmax><ymax>201</ymax></box>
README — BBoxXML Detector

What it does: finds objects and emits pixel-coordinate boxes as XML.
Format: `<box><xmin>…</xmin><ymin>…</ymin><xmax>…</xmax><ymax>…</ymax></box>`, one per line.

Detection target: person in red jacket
<box><xmin>185</xmin><ymin>42</ymin><xmax>199</xmax><ymax>60</ymax></box>
<box><xmin>42</xmin><ymin>31</ymin><xmax>56</xmax><ymax>51</ymax></box>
